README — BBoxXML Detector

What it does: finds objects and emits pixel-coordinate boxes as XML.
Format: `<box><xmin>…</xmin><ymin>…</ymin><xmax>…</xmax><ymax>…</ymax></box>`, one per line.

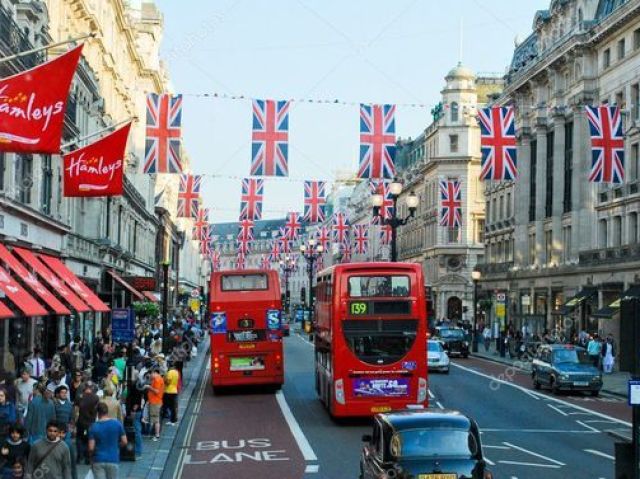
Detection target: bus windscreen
<box><xmin>221</xmin><ymin>274</ymin><xmax>268</xmax><ymax>291</ymax></box>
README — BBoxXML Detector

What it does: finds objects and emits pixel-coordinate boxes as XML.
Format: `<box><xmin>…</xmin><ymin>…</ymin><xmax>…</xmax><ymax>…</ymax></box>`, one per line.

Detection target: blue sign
<box><xmin>295</xmin><ymin>309</ymin><xmax>304</xmax><ymax>322</ymax></box>
<box><xmin>111</xmin><ymin>308</ymin><xmax>134</xmax><ymax>343</ymax></box>
<box><xmin>629</xmin><ymin>380</ymin><xmax>640</xmax><ymax>406</ymax></box>
<box><xmin>210</xmin><ymin>312</ymin><xmax>227</xmax><ymax>334</ymax></box>
<box><xmin>402</xmin><ymin>361</ymin><xmax>417</xmax><ymax>371</ymax></box>
<box><xmin>267</xmin><ymin>310</ymin><xmax>281</xmax><ymax>330</ymax></box>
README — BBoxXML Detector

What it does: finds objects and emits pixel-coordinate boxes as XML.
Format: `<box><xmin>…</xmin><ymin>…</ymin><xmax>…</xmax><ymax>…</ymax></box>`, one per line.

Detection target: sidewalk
<box><xmin>77</xmin><ymin>342</ymin><xmax>209</xmax><ymax>479</ymax></box>
<box><xmin>470</xmin><ymin>343</ymin><xmax>630</xmax><ymax>398</ymax></box>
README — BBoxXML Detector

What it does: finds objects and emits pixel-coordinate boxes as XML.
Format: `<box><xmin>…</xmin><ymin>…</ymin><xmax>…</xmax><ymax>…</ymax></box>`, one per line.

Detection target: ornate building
<box><xmin>479</xmin><ymin>0</ymin><xmax>640</xmax><ymax>356</ymax></box>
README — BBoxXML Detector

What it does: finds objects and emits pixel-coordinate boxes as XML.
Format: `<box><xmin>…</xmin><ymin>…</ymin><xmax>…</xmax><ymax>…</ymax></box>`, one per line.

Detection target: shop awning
<box><xmin>552</xmin><ymin>286</ymin><xmax>597</xmax><ymax>315</ymax></box>
<box><xmin>12</xmin><ymin>247</ymin><xmax>91</xmax><ymax>313</ymax></box>
<box><xmin>38</xmin><ymin>255</ymin><xmax>110</xmax><ymax>313</ymax></box>
<box><xmin>592</xmin><ymin>285</ymin><xmax>640</xmax><ymax>319</ymax></box>
<box><xmin>142</xmin><ymin>291</ymin><xmax>160</xmax><ymax>302</ymax></box>
<box><xmin>0</xmin><ymin>265</ymin><xmax>47</xmax><ymax>316</ymax></box>
<box><xmin>0</xmin><ymin>300</ymin><xmax>13</xmax><ymax>319</ymax></box>
<box><xmin>0</xmin><ymin>245</ymin><xmax>71</xmax><ymax>315</ymax></box>
<box><xmin>108</xmin><ymin>270</ymin><xmax>145</xmax><ymax>300</ymax></box>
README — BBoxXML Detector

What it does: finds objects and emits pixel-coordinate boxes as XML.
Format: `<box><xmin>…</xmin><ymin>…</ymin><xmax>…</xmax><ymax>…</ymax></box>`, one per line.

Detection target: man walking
<box><xmin>587</xmin><ymin>334</ymin><xmax>602</xmax><ymax>369</ymax></box>
<box><xmin>25</xmin><ymin>420</ymin><xmax>72</xmax><ymax>479</ymax></box>
<box><xmin>14</xmin><ymin>369</ymin><xmax>36</xmax><ymax>419</ymax></box>
<box><xmin>145</xmin><ymin>369</ymin><xmax>164</xmax><ymax>441</ymax></box>
<box><xmin>88</xmin><ymin>402</ymin><xmax>127</xmax><ymax>479</ymax></box>
<box><xmin>75</xmin><ymin>383</ymin><xmax>99</xmax><ymax>464</ymax></box>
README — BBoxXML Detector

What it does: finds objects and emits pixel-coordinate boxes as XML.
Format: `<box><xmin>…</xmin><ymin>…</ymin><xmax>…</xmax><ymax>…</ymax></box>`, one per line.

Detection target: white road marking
<box><xmin>428</xmin><ymin>389</ymin><xmax>435</xmax><ymax>399</ymax></box>
<box><xmin>436</xmin><ymin>401</ymin><xmax>444</xmax><ymax>409</ymax></box>
<box><xmin>305</xmin><ymin>464</ymin><xmax>320</xmax><ymax>473</ymax></box>
<box><xmin>295</xmin><ymin>332</ymin><xmax>314</xmax><ymax>348</ymax></box>
<box><xmin>498</xmin><ymin>460</ymin><xmax>561</xmax><ymax>469</ymax></box>
<box><xmin>547</xmin><ymin>404</ymin><xmax>568</xmax><ymax>416</ymax></box>
<box><xmin>576</xmin><ymin>420</ymin><xmax>600</xmax><ymax>433</ymax></box>
<box><xmin>483</xmin><ymin>445</ymin><xmax>510</xmax><ymax>450</ymax></box>
<box><xmin>275</xmin><ymin>390</ymin><xmax>318</xmax><ymax>462</ymax></box>
<box><xmin>502</xmin><ymin>442</ymin><xmax>565</xmax><ymax>466</ymax></box>
<box><xmin>484</xmin><ymin>457</ymin><xmax>496</xmax><ymax>466</ymax></box>
<box><xmin>452</xmin><ymin>362</ymin><xmax>632</xmax><ymax>428</ymax></box>
<box><xmin>482</xmin><ymin>428</ymin><xmax>597</xmax><ymax>434</ymax></box>
<box><xmin>584</xmin><ymin>449</ymin><xmax>615</xmax><ymax>460</ymax></box>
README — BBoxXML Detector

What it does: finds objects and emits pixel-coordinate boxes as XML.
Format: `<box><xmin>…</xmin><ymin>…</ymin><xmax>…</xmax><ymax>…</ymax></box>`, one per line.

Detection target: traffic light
<box><xmin>301</xmin><ymin>287</ymin><xmax>306</xmax><ymax>305</ymax></box>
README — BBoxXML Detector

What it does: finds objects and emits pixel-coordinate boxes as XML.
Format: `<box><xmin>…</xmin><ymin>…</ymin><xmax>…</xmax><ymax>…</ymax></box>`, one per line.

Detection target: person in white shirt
<box><xmin>29</xmin><ymin>349</ymin><xmax>46</xmax><ymax>380</ymax></box>
<box><xmin>14</xmin><ymin>369</ymin><xmax>36</xmax><ymax>418</ymax></box>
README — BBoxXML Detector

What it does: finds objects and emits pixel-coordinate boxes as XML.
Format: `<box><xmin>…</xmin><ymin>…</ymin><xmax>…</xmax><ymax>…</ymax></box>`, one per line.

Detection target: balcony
<box><xmin>579</xmin><ymin>244</ymin><xmax>640</xmax><ymax>266</ymax></box>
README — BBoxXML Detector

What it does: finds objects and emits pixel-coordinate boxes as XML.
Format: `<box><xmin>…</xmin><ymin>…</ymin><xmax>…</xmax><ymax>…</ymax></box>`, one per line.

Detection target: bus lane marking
<box><xmin>185</xmin><ymin>438</ymin><xmax>291</xmax><ymax>464</ymax></box>
<box><xmin>584</xmin><ymin>449</ymin><xmax>614</xmax><ymax>460</ymax></box>
<box><xmin>275</xmin><ymin>390</ymin><xmax>318</xmax><ymax>462</ymax></box>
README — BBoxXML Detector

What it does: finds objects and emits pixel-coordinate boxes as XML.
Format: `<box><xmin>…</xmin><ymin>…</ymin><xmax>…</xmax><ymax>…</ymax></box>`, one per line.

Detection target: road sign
<box><xmin>629</xmin><ymin>380</ymin><xmax>640</xmax><ymax>406</ymax></box>
<box><xmin>112</xmin><ymin>308</ymin><xmax>134</xmax><ymax>343</ymax></box>
<box><xmin>191</xmin><ymin>288</ymin><xmax>200</xmax><ymax>298</ymax></box>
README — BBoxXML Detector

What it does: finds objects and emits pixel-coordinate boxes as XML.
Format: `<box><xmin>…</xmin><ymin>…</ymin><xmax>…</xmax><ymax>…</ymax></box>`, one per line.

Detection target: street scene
<box><xmin>0</xmin><ymin>0</ymin><xmax>639</xmax><ymax>478</ymax></box>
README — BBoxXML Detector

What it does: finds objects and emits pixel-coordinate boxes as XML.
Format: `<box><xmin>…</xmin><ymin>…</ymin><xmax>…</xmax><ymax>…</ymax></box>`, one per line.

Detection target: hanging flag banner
<box><xmin>63</xmin><ymin>122</ymin><xmax>131</xmax><ymax>197</ymax></box>
<box><xmin>439</xmin><ymin>179</ymin><xmax>462</xmax><ymax>228</ymax></box>
<box><xmin>177</xmin><ymin>174</ymin><xmax>202</xmax><ymax>218</ymax></box>
<box><xmin>478</xmin><ymin>106</ymin><xmax>517</xmax><ymax>181</ymax></box>
<box><xmin>193</xmin><ymin>207</ymin><xmax>210</xmax><ymax>241</ymax></box>
<box><xmin>358</xmin><ymin>104</ymin><xmax>396</xmax><ymax>179</ymax></box>
<box><xmin>316</xmin><ymin>225</ymin><xmax>331</xmax><ymax>251</ymax></box>
<box><xmin>143</xmin><ymin>93</ymin><xmax>183</xmax><ymax>174</ymax></box>
<box><xmin>353</xmin><ymin>224</ymin><xmax>369</xmax><ymax>255</ymax></box>
<box><xmin>303</xmin><ymin>180</ymin><xmax>327</xmax><ymax>223</ymax></box>
<box><xmin>0</xmin><ymin>45</ymin><xmax>83</xmax><ymax>154</ymax></box>
<box><xmin>284</xmin><ymin>212</ymin><xmax>302</xmax><ymax>241</ymax></box>
<box><xmin>250</xmin><ymin>99</ymin><xmax>290</xmax><ymax>177</ymax></box>
<box><xmin>585</xmin><ymin>105</ymin><xmax>624</xmax><ymax>184</ymax></box>
<box><xmin>239</xmin><ymin>178</ymin><xmax>264</xmax><ymax>221</ymax></box>
<box><xmin>332</xmin><ymin>212</ymin><xmax>350</xmax><ymax>246</ymax></box>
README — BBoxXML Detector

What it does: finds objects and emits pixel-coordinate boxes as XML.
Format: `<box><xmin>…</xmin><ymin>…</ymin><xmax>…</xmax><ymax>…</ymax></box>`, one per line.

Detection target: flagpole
<box><xmin>0</xmin><ymin>33</ymin><xmax>96</xmax><ymax>65</ymax></box>
<box><xmin>60</xmin><ymin>117</ymin><xmax>137</xmax><ymax>151</ymax></box>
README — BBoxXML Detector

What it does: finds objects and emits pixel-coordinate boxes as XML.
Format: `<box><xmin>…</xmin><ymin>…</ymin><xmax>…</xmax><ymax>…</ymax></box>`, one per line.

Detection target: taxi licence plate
<box><xmin>573</xmin><ymin>381</ymin><xmax>589</xmax><ymax>386</ymax></box>
<box><xmin>418</xmin><ymin>474</ymin><xmax>457</xmax><ymax>479</ymax></box>
<box><xmin>371</xmin><ymin>406</ymin><xmax>392</xmax><ymax>413</ymax></box>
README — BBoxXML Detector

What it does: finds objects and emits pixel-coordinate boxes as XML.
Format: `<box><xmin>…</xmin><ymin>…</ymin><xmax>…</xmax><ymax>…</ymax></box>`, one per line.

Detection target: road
<box><xmin>165</xmin><ymin>331</ymin><xmax>632</xmax><ymax>479</ymax></box>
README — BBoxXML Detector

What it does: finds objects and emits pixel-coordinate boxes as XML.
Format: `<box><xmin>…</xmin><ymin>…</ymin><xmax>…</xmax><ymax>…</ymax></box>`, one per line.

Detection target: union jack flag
<box><xmin>303</xmin><ymin>181</ymin><xmax>327</xmax><ymax>223</ymax></box>
<box><xmin>144</xmin><ymin>93</ymin><xmax>183</xmax><ymax>174</ymax></box>
<box><xmin>235</xmin><ymin>252</ymin><xmax>246</xmax><ymax>270</ymax></box>
<box><xmin>439</xmin><ymin>179</ymin><xmax>462</xmax><ymax>228</ymax></box>
<box><xmin>358</xmin><ymin>104</ymin><xmax>396</xmax><ymax>179</ymax></box>
<box><xmin>177</xmin><ymin>175</ymin><xmax>202</xmax><ymax>218</ymax></box>
<box><xmin>353</xmin><ymin>224</ymin><xmax>369</xmax><ymax>255</ymax></box>
<box><xmin>316</xmin><ymin>225</ymin><xmax>331</xmax><ymax>251</ymax></box>
<box><xmin>199</xmin><ymin>227</ymin><xmax>212</xmax><ymax>256</ymax></box>
<box><xmin>585</xmin><ymin>105</ymin><xmax>625</xmax><ymax>184</ymax></box>
<box><xmin>260</xmin><ymin>255</ymin><xmax>271</xmax><ymax>270</ymax></box>
<box><xmin>379</xmin><ymin>223</ymin><xmax>393</xmax><ymax>245</ymax></box>
<box><xmin>284</xmin><ymin>212</ymin><xmax>302</xmax><ymax>241</ymax></box>
<box><xmin>239</xmin><ymin>178</ymin><xmax>264</xmax><ymax>221</ymax></box>
<box><xmin>341</xmin><ymin>243</ymin><xmax>352</xmax><ymax>263</ymax></box>
<box><xmin>370</xmin><ymin>180</ymin><xmax>394</xmax><ymax>219</ymax></box>
<box><xmin>251</xmin><ymin>99</ymin><xmax>290</xmax><ymax>177</ymax></box>
<box><xmin>210</xmin><ymin>250</ymin><xmax>221</xmax><ymax>272</ymax></box>
<box><xmin>193</xmin><ymin>207</ymin><xmax>210</xmax><ymax>241</ymax></box>
<box><xmin>315</xmin><ymin>254</ymin><xmax>325</xmax><ymax>272</ymax></box>
<box><xmin>237</xmin><ymin>219</ymin><xmax>254</xmax><ymax>254</ymax></box>
<box><xmin>278</xmin><ymin>227</ymin><xmax>292</xmax><ymax>253</ymax></box>
<box><xmin>479</xmin><ymin>106</ymin><xmax>517</xmax><ymax>181</ymax></box>
<box><xmin>332</xmin><ymin>212</ymin><xmax>350</xmax><ymax>245</ymax></box>
<box><xmin>268</xmin><ymin>240</ymin><xmax>280</xmax><ymax>262</ymax></box>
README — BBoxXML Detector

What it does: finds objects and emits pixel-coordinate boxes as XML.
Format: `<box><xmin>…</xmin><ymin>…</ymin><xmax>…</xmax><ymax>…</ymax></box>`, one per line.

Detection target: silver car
<box><xmin>428</xmin><ymin>340</ymin><xmax>450</xmax><ymax>374</ymax></box>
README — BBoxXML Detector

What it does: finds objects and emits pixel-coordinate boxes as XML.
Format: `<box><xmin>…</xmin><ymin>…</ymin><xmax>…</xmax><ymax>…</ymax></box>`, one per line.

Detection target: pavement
<box><xmin>77</xmin><ymin>341</ymin><xmax>209</xmax><ymax>479</ymax></box>
<box><xmin>470</xmin><ymin>342</ymin><xmax>631</xmax><ymax>397</ymax></box>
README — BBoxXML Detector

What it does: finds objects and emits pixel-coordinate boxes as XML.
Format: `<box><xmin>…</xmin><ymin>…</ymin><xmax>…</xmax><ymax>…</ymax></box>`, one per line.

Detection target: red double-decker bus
<box><xmin>209</xmin><ymin>269</ymin><xmax>284</xmax><ymax>391</ymax></box>
<box><xmin>314</xmin><ymin>263</ymin><xmax>428</xmax><ymax>417</ymax></box>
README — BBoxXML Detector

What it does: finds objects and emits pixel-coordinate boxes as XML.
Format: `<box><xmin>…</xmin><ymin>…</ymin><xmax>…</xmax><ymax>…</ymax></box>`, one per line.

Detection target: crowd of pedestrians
<box><xmin>0</xmin><ymin>313</ymin><xmax>203</xmax><ymax>479</ymax></box>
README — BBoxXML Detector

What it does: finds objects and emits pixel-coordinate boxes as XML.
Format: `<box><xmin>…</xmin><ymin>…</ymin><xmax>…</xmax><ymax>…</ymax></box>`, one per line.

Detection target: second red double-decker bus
<box><xmin>314</xmin><ymin>262</ymin><xmax>428</xmax><ymax>417</ymax></box>
<box><xmin>209</xmin><ymin>269</ymin><xmax>284</xmax><ymax>392</ymax></box>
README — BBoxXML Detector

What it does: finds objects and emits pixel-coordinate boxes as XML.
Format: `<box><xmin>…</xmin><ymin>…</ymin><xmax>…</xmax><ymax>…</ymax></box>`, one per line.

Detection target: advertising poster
<box><xmin>230</xmin><ymin>356</ymin><xmax>265</xmax><ymax>371</ymax></box>
<box><xmin>267</xmin><ymin>309</ymin><xmax>280</xmax><ymax>330</ymax></box>
<box><xmin>211</xmin><ymin>312</ymin><xmax>227</xmax><ymax>334</ymax></box>
<box><xmin>352</xmin><ymin>378</ymin><xmax>410</xmax><ymax>398</ymax></box>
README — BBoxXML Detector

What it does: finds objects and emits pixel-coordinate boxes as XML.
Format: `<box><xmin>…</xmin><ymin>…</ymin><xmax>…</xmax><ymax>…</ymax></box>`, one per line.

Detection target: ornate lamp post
<box><xmin>300</xmin><ymin>239</ymin><xmax>324</xmax><ymax>308</ymax></box>
<box><xmin>371</xmin><ymin>179</ymin><xmax>419</xmax><ymax>262</ymax></box>
<box><xmin>279</xmin><ymin>255</ymin><xmax>295</xmax><ymax>314</ymax></box>
<box><xmin>471</xmin><ymin>270</ymin><xmax>481</xmax><ymax>353</ymax></box>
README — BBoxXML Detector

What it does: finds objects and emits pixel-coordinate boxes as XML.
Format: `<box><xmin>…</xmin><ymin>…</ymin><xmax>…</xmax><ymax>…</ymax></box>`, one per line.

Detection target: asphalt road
<box><xmin>167</xmin><ymin>331</ymin><xmax>632</xmax><ymax>478</ymax></box>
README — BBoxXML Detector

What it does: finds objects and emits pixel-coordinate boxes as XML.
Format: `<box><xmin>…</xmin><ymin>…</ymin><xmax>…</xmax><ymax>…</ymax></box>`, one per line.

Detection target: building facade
<box><xmin>479</xmin><ymin>0</ymin><xmax>640</xmax><ymax>361</ymax></box>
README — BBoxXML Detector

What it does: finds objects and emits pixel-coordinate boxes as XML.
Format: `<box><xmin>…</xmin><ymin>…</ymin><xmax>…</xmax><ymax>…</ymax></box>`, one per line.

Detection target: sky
<box><xmin>155</xmin><ymin>0</ymin><xmax>550</xmax><ymax>223</ymax></box>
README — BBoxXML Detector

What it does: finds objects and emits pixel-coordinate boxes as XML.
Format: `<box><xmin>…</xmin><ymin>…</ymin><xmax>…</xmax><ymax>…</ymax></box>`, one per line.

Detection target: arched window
<box><xmin>450</xmin><ymin>102</ymin><xmax>459</xmax><ymax>122</ymax></box>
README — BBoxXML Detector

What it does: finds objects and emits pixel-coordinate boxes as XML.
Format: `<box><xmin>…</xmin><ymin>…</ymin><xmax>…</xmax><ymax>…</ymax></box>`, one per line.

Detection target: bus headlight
<box><xmin>335</xmin><ymin>379</ymin><xmax>346</xmax><ymax>405</ymax></box>
<box><xmin>418</xmin><ymin>378</ymin><xmax>427</xmax><ymax>403</ymax></box>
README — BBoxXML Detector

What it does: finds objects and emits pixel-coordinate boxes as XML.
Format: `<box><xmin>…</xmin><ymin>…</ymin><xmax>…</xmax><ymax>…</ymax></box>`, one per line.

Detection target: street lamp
<box><xmin>279</xmin><ymin>256</ymin><xmax>295</xmax><ymax>314</ymax></box>
<box><xmin>300</xmin><ymin>240</ymin><xmax>323</xmax><ymax>336</ymax></box>
<box><xmin>471</xmin><ymin>270</ymin><xmax>481</xmax><ymax>353</ymax></box>
<box><xmin>161</xmin><ymin>261</ymin><xmax>170</xmax><ymax>354</ymax></box>
<box><xmin>371</xmin><ymin>179</ymin><xmax>419</xmax><ymax>262</ymax></box>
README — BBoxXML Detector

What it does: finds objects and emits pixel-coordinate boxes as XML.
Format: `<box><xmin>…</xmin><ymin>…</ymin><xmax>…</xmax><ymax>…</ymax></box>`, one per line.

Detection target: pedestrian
<box><xmin>602</xmin><ymin>334</ymin><xmax>616</xmax><ymax>374</ymax></box>
<box><xmin>53</xmin><ymin>386</ymin><xmax>76</xmax><ymax>479</ymax></box>
<box><xmin>88</xmin><ymin>402</ymin><xmax>127</xmax><ymax>479</ymax></box>
<box><xmin>0</xmin><ymin>424</ymin><xmax>29</xmax><ymax>478</ymax></box>
<box><xmin>14</xmin><ymin>371</ymin><xmax>36</xmax><ymax>421</ymax></box>
<box><xmin>74</xmin><ymin>383</ymin><xmax>99</xmax><ymax>465</ymax></box>
<box><xmin>100</xmin><ymin>387</ymin><xmax>122</xmax><ymax>423</ymax></box>
<box><xmin>68</xmin><ymin>372</ymin><xmax>83</xmax><ymax>404</ymax></box>
<box><xmin>112</xmin><ymin>351</ymin><xmax>126</xmax><ymax>383</ymax></box>
<box><xmin>482</xmin><ymin>326</ymin><xmax>491</xmax><ymax>352</ymax></box>
<box><xmin>24</xmin><ymin>420</ymin><xmax>72</xmax><ymax>479</ymax></box>
<box><xmin>0</xmin><ymin>390</ymin><xmax>17</xmax><ymax>444</ymax></box>
<box><xmin>24</xmin><ymin>385</ymin><xmax>55</xmax><ymax>445</ymax></box>
<box><xmin>587</xmin><ymin>334</ymin><xmax>602</xmax><ymax>368</ymax></box>
<box><xmin>145</xmin><ymin>369</ymin><xmax>164</xmax><ymax>441</ymax></box>
<box><xmin>162</xmin><ymin>362</ymin><xmax>179</xmax><ymax>427</ymax></box>
<box><xmin>27</xmin><ymin>352</ymin><xmax>44</xmax><ymax>382</ymax></box>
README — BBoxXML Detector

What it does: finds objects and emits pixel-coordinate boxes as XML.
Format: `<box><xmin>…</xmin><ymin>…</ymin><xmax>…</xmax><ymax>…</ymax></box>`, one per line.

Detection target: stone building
<box><xmin>394</xmin><ymin>65</ymin><xmax>499</xmax><ymax>322</ymax></box>
<box><xmin>479</xmin><ymin>0</ymin><xmax>640</xmax><ymax>355</ymax></box>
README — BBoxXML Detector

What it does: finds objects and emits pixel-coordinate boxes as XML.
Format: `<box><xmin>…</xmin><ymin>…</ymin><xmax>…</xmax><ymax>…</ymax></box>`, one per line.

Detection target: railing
<box><xmin>579</xmin><ymin>244</ymin><xmax>640</xmax><ymax>265</ymax></box>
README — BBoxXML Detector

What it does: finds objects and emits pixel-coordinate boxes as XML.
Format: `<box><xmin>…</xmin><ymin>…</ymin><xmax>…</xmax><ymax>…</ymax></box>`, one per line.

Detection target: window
<box><xmin>0</xmin><ymin>153</ymin><xmax>4</xmax><ymax>191</ymax></box>
<box><xmin>499</xmin><ymin>195</ymin><xmax>504</xmax><ymax>220</ymax></box>
<box><xmin>506</xmin><ymin>192</ymin><xmax>512</xmax><ymax>218</ymax></box>
<box><xmin>348</xmin><ymin>276</ymin><xmax>410</xmax><ymax>297</ymax></box>
<box><xmin>633</xmin><ymin>84</ymin><xmax>640</xmax><ymax>121</ymax></box>
<box><xmin>448</xmin><ymin>227</ymin><xmax>460</xmax><ymax>243</ymax></box>
<box><xmin>635</xmin><ymin>28</ymin><xmax>640</xmax><ymax>50</ymax></box>
<box><xmin>629</xmin><ymin>212</ymin><xmax>638</xmax><ymax>244</ymax></box>
<box><xmin>545</xmin><ymin>131</ymin><xmax>554</xmax><ymax>218</ymax></box>
<box><xmin>16</xmin><ymin>154</ymin><xmax>33</xmax><ymax>204</ymax></box>
<box><xmin>449</xmin><ymin>134</ymin><xmax>458</xmax><ymax>153</ymax></box>
<box><xmin>598</xmin><ymin>219</ymin><xmax>608</xmax><ymax>248</ymax></box>
<box><xmin>545</xmin><ymin>230</ymin><xmax>552</xmax><ymax>264</ymax></box>
<box><xmin>343</xmin><ymin>319</ymin><xmax>417</xmax><ymax>366</ymax></box>
<box><xmin>477</xmin><ymin>219</ymin><xmax>485</xmax><ymax>243</ymax></box>
<box><xmin>617</xmin><ymin>38</ymin><xmax>626</xmax><ymax>60</ymax></box>
<box><xmin>221</xmin><ymin>273</ymin><xmax>268</xmax><ymax>291</ymax></box>
<box><xmin>613</xmin><ymin>216</ymin><xmax>622</xmax><ymax>247</ymax></box>
<box><xmin>41</xmin><ymin>155</ymin><xmax>52</xmax><ymax>215</ymax></box>
<box><xmin>632</xmin><ymin>144</ymin><xmax>639</xmax><ymax>181</ymax></box>
<box><xmin>450</xmin><ymin>102</ymin><xmax>459</xmax><ymax>122</ymax></box>
<box><xmin>485</xmin><ymin>201</ymin><xmax>491</xmax><ymax>224</ymax></box>
<box><xmin>529</xmin><ymin>233</ymin><xmax>536</xmax><ymax>265</ymax></box>
<box><xmin>564</xmin><ymin>122</ymin><xmax>573</xmax><ymax>213</ymax></box>
<box><xmin>562</xmin><ymin>226</ymin><xmax>572</xmax><ymax>262</ymax></box>
<box><xmin>529</xmin><ymin>140</ymin><xmax>537</xmax><ymax>221</ymax></box>
<box><xmin>603</xmin><ymin>48</ymin><xmax>611</xmax><ymax>69</ymax></box>
<box><xmin>20</xmin><ymin>223</ymin><xmax>28</xmax><ymax>237</ymax></box>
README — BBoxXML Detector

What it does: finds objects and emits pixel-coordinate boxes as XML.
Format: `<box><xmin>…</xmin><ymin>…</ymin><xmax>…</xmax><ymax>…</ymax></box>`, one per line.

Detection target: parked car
<box><xmin>427</xmin><ymin>340</ymin><xmax>450</xmax><ymax>374</ymax></box>
<box><xmin>531</xmin><ymin>344</ymin><xmax>602</xmax><ymax>396</ymax></box>
<box><xmin>434</xmin><ymin>327</ymin><xmax>469</xmax><ymax>358</ymax></box>
<box><xmin>360</xmin><ymin>409</ymin><xmax>492</xmax><ymax>479</ymax></box>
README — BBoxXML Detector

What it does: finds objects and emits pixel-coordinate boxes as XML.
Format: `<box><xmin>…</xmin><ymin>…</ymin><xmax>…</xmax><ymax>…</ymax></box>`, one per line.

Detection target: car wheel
<box><xmin>590</xmin><ymin>390</ymin><xmax>600</xmax><ymax>397</ymax></box>
<box><xmin>444</xmin><ymin>367</ymin><xmax>450</xmax><ymax>375</ymax></box>
<box><xmin>532</xmin><ymin>373</ymin><xmax>541</xmax><ymax>390</ymax></box>
<box><xmin>462</xmin><ymin>353</ymin><xmax>469</xmax><ymax>359</ymax></box>
<box><xmin>550</xmin><ymin>377</ymin><xmax>560</xmax><ymax>395</ymax></box>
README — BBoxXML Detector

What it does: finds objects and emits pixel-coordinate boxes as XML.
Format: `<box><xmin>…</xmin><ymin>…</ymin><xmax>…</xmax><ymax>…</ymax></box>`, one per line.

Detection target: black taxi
<box><xmin>360</xmin><ymin>409</ymin><xmax>492</xmax><ymax>479</ymax></box>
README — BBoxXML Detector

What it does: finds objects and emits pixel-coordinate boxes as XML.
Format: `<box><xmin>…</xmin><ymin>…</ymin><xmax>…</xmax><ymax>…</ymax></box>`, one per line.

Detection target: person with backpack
<box><xmin>25</xmin><ymin>421</ymin><xmax>72</xmax><ymax>479</ymax></box>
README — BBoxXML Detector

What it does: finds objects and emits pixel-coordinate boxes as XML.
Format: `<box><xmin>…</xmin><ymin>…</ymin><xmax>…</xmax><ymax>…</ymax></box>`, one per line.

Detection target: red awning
<box><xmin>142</xmin><ymin>291</ymin><xmax>160</xmax><ymax>302</ymax></box>
<box><xmin>0</xmin><ymin>300</ymin><xmax>13</xmax><ymax>319</ymax></box>
<box><xmin>0</xmin><ymin>265</ymin><xmax>47</xmax><ymax>316</ymax></box>
<box><xmin>0</xmin><ymin>245</ymin><xmax>71</xmax><ymax>315</ymax></box>
<box><xmin>12</xmin><ymin>247</ymin><xmax>91</xmax><ymax>313</ymax></box>
<box><xmin>108</xmin><ymin>270</ymin><xmax>145</xmax><ymax>300</ymax></box>
<box><xmin>38</xmin><ymin>255</ymin><xmax>110</xmax><ymax>313</ymax></box>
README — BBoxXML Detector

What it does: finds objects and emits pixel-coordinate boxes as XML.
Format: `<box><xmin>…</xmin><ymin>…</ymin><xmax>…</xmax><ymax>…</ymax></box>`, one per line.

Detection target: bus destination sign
<box><xmin>350</xmin><ymin>301</ymin><xmax>368</xmax><ymax>315</ymax></box>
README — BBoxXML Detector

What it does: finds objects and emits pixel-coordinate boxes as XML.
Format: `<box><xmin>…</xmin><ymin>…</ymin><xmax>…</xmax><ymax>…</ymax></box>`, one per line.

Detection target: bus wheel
<box><xmin>273</xmin><ymin>383</ymin><xmax>282</xmax><ymax>391</ymax></box>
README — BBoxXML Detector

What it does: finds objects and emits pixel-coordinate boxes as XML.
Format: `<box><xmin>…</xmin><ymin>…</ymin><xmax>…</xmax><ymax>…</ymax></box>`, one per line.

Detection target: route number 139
<box><xmin>350</xmin><ymin>302</ymin><xmax>368</xmax><ymax>315</ymax></box>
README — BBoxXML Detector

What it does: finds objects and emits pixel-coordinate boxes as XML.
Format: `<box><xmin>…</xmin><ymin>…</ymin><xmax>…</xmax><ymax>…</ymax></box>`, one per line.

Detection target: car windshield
<box><xmin>428</xmin><ymin>341</ymin><xmax>443</xmax><ymax>352</ymax></box>
<box><xmin>439</xmin><ymin>329</ymin><xmax>464</xmax><ymax>339</ymax></box>
<box><xmin>553</xmin><ymin>348</ymin><xmax>591</xmax><ymax>364</ymax></box>
<box><xmin>394</xmin><ymin>429</ymin><xmax>478</xmax><ymax>459</ymax></box>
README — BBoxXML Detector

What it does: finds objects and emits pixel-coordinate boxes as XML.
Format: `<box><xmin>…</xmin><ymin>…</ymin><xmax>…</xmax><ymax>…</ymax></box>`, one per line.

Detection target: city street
<box><xmin>164</xmin><ymin>332</ymin><xmax>632</xmax><ymax>479</ymax></box>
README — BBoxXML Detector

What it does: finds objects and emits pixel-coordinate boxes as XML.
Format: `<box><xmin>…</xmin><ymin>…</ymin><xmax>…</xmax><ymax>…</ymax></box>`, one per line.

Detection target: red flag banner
<box><xmin>63</xmin><ymin>122</ymin><xmax>131</xmax><ymax>197</ymax></box>
<box><xmin>0</xmin><ymin>45</ymin><xmax>83</xmax><ymax>153</ymax></box>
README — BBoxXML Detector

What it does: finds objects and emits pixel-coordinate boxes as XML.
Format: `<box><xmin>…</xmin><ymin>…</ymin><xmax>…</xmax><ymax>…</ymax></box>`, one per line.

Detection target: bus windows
<box><xmin>221</xmin><ymin>273</ymin><xmax>268</xmax><ymax>291</ymax></box>
<box><xmin>347</xmin><ymin>276</ymin><xmax>410</xmax><ymax>298</ymax></box>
